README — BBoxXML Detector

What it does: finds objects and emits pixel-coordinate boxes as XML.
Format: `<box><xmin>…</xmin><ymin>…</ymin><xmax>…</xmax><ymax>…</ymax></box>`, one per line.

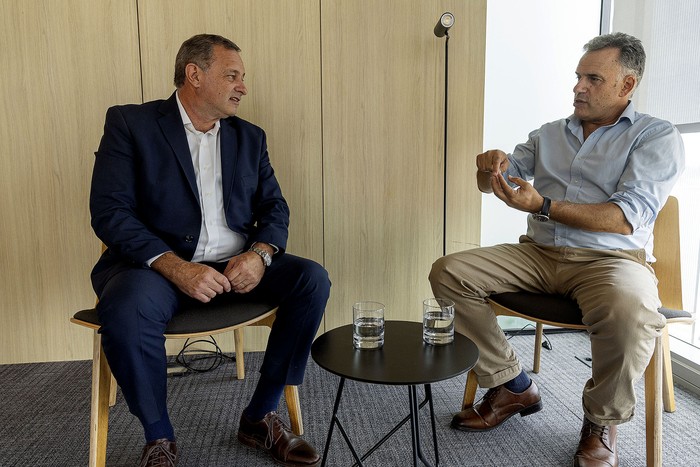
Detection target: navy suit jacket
<box><xmin>90</xmin><ymin>92</ymin><xmax>290</xmax><ymax>276</ymax></box>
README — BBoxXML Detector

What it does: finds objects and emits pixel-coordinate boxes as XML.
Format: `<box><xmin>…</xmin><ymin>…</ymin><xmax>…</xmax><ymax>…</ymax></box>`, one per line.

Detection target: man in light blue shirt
<box><xmin>507</xmin><ymin>100</ymin><xmax>683</xmax><ymax>262</ymax></box>
<box><xmin>429</xmin><ymin>32</ymin><xmax>684</xmax><ymax>467</ymax></box>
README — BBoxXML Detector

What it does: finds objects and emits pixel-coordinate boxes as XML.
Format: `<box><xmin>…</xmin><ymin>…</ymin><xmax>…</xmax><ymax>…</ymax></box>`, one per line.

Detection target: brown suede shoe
<box><xmin>237</xmin><ymin>411</ymin><xmax>321</xmax><ymax>467</ymax></box>
<box><xmin>139</xmin><ymin>438</ymin><xmax>177</xmax><ymax>467</ymax></box>
<box><xmin>451</xmin><ymin>381</ymin><xmax>542</xmax><ymax>431</ymax></box>
<box><xmin>573</xmin><ymin>418</ymin><xmax>618</xmax><ymax>467</ymax></box>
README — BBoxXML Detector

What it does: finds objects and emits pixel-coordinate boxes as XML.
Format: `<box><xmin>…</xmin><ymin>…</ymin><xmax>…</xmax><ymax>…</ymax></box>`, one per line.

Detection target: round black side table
<box><xmin>311</xmin><ymin>320</ymin><xmax>479</xmax><ymax>467</ymax></box>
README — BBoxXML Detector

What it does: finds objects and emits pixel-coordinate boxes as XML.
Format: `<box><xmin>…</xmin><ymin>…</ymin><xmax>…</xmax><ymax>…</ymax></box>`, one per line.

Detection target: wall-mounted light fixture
<box><xmin>435</xmin><ymin>12</ymin><xmax>453</xmax><ymax>255</ymax></box>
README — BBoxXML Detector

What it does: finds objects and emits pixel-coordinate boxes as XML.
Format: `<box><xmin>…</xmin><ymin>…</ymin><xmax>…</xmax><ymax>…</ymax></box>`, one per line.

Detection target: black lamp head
<box><xmin>434</xmin><ymin>12</ymin><xmax>454</xmax><ymax>38</ymax></box>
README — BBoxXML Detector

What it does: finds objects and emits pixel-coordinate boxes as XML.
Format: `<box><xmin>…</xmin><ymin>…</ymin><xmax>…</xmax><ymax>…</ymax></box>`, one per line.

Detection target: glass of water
<box><xmin>423</xmin><ymin>298</ymin><xmax>455</xmax><ymax>345</ymax></box>
<box><xmin>352</xmin><ymin>301</ymin><xmax>385</xmax><ymax>349</ymax></box>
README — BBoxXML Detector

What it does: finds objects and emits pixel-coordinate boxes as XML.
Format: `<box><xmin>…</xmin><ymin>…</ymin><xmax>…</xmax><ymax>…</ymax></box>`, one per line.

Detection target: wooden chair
<box><xmin>461</xmin><ymin>196</ymin><xmax>694</xmax><ymax>467</ymax></box>
<box><xmin>71</xmin><ymin>297</ymin><xmax>303</xmax><ymax>467</ymax></box>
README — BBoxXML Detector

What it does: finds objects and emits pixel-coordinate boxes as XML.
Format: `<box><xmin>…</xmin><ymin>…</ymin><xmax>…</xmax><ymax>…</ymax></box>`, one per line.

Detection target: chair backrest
<box><xmin>653</xmin><ymin>196</ymin><xmax>683</xmax><ymax>310</ymax></box>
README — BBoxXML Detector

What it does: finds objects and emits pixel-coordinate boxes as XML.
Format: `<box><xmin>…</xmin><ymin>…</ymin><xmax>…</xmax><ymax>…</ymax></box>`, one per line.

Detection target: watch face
<box><xmin>532</xmin><ymin>213</ymin><xmax>549</xmax><ymax>222</ymax></box>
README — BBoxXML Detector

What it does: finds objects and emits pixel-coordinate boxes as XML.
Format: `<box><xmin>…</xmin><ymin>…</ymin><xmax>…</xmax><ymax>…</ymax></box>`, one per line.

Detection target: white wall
<box><xmin>481</xmin><ymin>0</ymin><xmax>601</xmax><ymax>331</ymax></box>
<box><xmin>481</xmin><ymin>0</ymin><xmax>601</xmax><ymax>247</ymax></box>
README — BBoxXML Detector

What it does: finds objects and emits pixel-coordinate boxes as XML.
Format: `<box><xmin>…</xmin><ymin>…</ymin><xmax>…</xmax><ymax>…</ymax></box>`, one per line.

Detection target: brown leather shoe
<box><xmin>237</xmin><ymin>411</ymin><xmax>321</xmax><ymax>467</ymax></box>
<box><xmin>139</xmin><ymin>438</ymin><xmax>177</xmax><ymax>467</ymax></box>
<box><xmin>451</xmin><ymin>381</ymin><xmax>542</xmax><ymax>431</ymax></box>
<box><xmin>573</xmin><ymin>418</ymin><xmax>618</xmax><ymax>467</ymax></box>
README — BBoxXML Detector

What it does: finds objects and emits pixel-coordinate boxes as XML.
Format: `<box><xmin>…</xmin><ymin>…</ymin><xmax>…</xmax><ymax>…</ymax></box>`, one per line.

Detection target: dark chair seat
<box><xmin>73</xmin><ymin>298</ymin><xmax>277</xmax><ymax>336</ymax></box>
<box><xmin>489</xmin><ymin>292</ymin><xmax>692</xmax><ymax>326</ymax></box>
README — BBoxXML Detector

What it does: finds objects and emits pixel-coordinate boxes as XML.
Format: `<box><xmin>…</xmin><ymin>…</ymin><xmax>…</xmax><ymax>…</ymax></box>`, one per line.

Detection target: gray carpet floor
<box><xmin>1</xmin><ymin>331</ymin><xmax>699</xmax><ymax>466</ymax></box>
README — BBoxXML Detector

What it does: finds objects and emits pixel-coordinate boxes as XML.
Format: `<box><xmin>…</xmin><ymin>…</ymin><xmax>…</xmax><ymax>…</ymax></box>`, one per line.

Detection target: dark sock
<box><xmin>144</xmin><ymin>409</ymin><xmax>175</xmax><ymax>443</ymax></box>
<box><xmin>503</xmin><ymin>370</ymin><xmax>531</xmax><ymax>393</ymax></box>
<box><xmin>243</xmin><ymin>376</ymin><xmax>285</xmax><ymax>421</ymax></box>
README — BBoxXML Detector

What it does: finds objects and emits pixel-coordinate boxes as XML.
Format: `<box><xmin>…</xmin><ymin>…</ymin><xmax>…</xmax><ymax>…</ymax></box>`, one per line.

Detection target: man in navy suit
<box><xmin>90</xmin><ymin>34</ymin><xmax>329</xmax><ymax>467</ymax></box>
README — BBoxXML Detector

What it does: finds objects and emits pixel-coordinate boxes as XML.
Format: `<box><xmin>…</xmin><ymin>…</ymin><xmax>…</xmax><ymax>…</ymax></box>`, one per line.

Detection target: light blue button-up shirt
<box><xmin>504</xmin><ymin>102</ymin><xmax>685</xmax><ymax>262</ymax></box>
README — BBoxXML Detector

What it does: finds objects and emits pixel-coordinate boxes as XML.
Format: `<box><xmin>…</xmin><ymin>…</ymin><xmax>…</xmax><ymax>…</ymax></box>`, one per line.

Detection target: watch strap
<box><xmin>532</xmin><ymin>196</ymin><xmax>551</xmax><ymax>222</ymax></box>
<box><xmin>249</xmin><ymin>245</ymin><xmax>272</xmax><ymax>267</ymax></box>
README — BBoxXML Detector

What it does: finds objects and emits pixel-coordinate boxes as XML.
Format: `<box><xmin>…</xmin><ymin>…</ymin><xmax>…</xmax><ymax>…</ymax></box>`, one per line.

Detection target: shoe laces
<box><xmin>140</xmin><ymin>441</ymin><xmax>176</xmax><ymax>467</ymax></box>
<box><xmin>263</xmin><ymin>412</ymin><xmax>291</xmax><ymax>450</ymax></box>
<box><xmin>481</xmin><ymin>386</ymin><xmax>501</xmax><ymax>404</ymax></box>
<box><xmin>468</xmin><ymin>387</ymin><xmax>500</xmax><ymax>415</ymax></box>
<box><xmin>582</xmin><ymin>419</ymin><xmax>611</xmax><ymax>445</ymax></box>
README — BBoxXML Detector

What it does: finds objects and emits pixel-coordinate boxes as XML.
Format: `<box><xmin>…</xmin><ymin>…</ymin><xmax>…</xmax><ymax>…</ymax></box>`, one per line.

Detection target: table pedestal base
<box><xmin>320</xmin><ymin>378</ymin><xmax>439</xmax><ymax>467</ymax></box>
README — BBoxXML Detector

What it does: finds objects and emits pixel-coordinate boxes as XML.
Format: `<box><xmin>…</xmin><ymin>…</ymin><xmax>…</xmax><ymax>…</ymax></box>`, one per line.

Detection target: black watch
<box><xmin>532</xmin><ymin>196</ymin><xmax>551</xmax><ymax>222</ymax></box>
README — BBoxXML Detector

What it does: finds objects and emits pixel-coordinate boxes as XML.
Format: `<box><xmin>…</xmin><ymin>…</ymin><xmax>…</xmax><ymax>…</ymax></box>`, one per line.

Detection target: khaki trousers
<box><xmin>428</xmin><ymin>237</ymin><xmax>665</xmax><ymax>426</ymax></box>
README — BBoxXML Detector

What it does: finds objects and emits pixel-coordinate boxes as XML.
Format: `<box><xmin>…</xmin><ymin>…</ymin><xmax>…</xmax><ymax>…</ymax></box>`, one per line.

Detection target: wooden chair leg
<box><xmin>91</xmin><ymin>332</ymin><xmax>112</xmax><ymax>467</ymax></box>
<box><xmin>234</xmin><ymin>328</ymin><xmax>245</xmax><ymax>379</ymax></box>
<box><xmin>533</xmin><ymin>322</ymin><xmax>543</xmax><ymax>374</ymax></box>
<box><xmin>462</xmin><ymin>369</ymin><xmax>479</xmax><ymax>410</ymax></box>
<box><xmin>661</xmin><ymin>326</ymin><xmax>676</xmax><ymax>412</ymax></box>
<box><xmin>109</xmin><ymin>375</ymin><xmax>117</xmax><ymax>407</ymax></box>
<box><xmin>284</xmin><ymin>385</ymin><xmax>304</xmax><ymax>435</ymax></box>
<box><xmin>644</xmin><ymin>336</ymin><xmax>663</xmax><ymax>467</ymax></box>
<box><xmin>245</xmin><ymin>310</ymin><xmax>278</xmax><ymax>380</ymax></box>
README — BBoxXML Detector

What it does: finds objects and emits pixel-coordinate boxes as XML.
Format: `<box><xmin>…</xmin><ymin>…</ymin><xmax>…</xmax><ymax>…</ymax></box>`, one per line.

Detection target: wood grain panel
<box><xmin>0</xmin><ymin>0</ymin><xmax>141</xmax><ymax>363</ymax></box>
<box><xmin>137</xmin><ymin>0</ymin><xmax>322</xmax><ymax>352</ymax></box>
<box><xmin>321</xmin><ymin>0</ymin><xmax>485</xmax><ymax>329</ymax></box>
<box><xmin>0</xmin><ymin>0</ymin><xmax>485</xmax><ymax>363</ymax></box>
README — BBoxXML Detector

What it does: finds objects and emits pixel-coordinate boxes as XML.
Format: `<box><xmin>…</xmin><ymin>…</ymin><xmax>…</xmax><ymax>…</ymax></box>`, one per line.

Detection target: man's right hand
<box><xmin>476</xmin><ymin>149</ymin><xmax>510</xmax><ymax>193</ymax></box>
<box><xmin>476</xmin><ymin>149</ymin><xmax>509</xmax><ymax>175</ymax></box>
<box><xmin>151</xmin><ymin>252</ymin><xmax>231</xmax><ymax>302</ymax></box>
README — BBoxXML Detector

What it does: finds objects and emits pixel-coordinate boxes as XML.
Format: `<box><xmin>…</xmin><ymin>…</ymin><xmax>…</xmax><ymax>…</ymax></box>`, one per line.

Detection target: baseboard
<box><xmin>503</xmin><ymin>327</ymin><xmax>583</xmax><ymax>336</ymax></box>
<box><xmin>670</xmin><ymin>336</ymin><xmax>700</xmax><ymax>397</ymax></box>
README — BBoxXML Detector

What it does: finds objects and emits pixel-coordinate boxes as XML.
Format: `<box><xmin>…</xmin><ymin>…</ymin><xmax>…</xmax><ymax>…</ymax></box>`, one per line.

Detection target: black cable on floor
<box><xmin>505</xmin><ymin>322</ymin><xmax>554</xmax><ymax>351</ymax></box>
<box><xmin>173</xmin><ymin>335</ymin><xmax>236</xmax><ymax>374</ymax></box>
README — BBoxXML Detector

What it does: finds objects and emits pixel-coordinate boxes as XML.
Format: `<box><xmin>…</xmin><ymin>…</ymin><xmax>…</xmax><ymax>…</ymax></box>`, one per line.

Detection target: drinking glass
<box><xmin>352</xmin><ymin>301</ymin><xmax>385</xmax><ymax>349</ymax></box>
<box><xmin>423</xmin><ymin>298</ymin><xmax>455</xmax><ymax>345</ymax></box>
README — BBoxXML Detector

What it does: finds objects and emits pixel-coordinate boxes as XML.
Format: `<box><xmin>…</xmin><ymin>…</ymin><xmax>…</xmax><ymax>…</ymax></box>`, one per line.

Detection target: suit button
<box><xmin>184</xmin><ymin>235</ymin><xmax>194</xmax><ymax>242</ymax></box>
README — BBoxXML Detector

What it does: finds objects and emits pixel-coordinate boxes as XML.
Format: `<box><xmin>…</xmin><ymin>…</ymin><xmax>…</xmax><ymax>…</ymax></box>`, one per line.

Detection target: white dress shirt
<box><xmin>145</xmin><ymin>93</ymin><xmax>246</xmax><ymax>267</ymax></box>
<box><xmin>175</xmin><ymin>92</ymin><xmax>246</xmax><ymax>263</ymax></box>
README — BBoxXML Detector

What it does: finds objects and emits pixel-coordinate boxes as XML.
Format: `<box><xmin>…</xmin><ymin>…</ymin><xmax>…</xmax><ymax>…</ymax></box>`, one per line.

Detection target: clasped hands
<box><xmin>153</xmin><ymin>250</ymin><xmax>265</xmax><ymax>303</ymax></box>
<box><xmin>477</xmin><ymin>149</ymin><xmax>545</xmax><ymax>214</ymax></box>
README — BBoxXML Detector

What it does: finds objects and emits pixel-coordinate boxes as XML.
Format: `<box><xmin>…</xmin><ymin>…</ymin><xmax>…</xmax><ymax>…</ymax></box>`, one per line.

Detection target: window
<box><xmin>614</xmin><ymin>0</ymin><xmax>700</xmax><ymax>388</ymax></box>
<box><xmin>670</xmin><ymin>128</ymin><xmax>700</xmax><ymax>355</ymax></box>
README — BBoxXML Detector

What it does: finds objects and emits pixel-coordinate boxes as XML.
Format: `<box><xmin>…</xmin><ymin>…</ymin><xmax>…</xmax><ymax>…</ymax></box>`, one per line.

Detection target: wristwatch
<box><xmin>532</xmin><ymin>196</ymin><xmax>551</xmax><ymax>222</ymax></box>
<box><xmin>249</xmin><ymin>244</ymin><xmax>272</xmax><ymax>267</ymax></box>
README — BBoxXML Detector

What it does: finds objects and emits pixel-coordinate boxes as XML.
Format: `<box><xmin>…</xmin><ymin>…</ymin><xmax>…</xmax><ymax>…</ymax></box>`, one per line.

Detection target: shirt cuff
<box><xmin>145</xmin><ymin>252</ymin><xmax>167</xmax><ymax>268</ymax></box>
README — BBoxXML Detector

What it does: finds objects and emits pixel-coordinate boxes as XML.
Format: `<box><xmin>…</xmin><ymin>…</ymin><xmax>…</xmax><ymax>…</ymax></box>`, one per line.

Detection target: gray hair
<box><xmin>584</xmin><ymin>32</ymin><xmax>645</xmax><ymax>85</ymax></box>
<box><xmin>174</xmin><ymin>34</ymin><xmax>241</xmax><ymax>88</ymax></box>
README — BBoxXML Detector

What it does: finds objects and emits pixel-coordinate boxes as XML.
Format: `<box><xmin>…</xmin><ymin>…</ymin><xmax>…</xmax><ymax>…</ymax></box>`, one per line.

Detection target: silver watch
<box><xmin>249</xmin><ymin>245</ymin><xmax>272</xmax><ymax>267</ymax></box>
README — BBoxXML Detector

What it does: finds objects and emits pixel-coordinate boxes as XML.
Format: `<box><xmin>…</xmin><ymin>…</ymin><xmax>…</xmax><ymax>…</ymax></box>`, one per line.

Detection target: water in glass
<box><xmin>353</xmin><ymin>316</ymin><xmax>384</xmax><ymax>349</ymax></box>
<box><xmin>423</xmin><ymin>297</ymin><xmax>455</xmax><ymax>345</ymax></box>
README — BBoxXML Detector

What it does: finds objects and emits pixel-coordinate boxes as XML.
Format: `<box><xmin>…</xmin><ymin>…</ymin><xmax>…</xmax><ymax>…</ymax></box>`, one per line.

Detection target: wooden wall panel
<box><xmin>0</xmin><ymin>0</ymin><xmax>485</xmax><ymax>363</ymax></box>
<box><xmin>0</xmin><ymin>0</ymin><xmax>142</xmax><ymax>363</ymax></box>
<box><xmin>444</xmin><ymin>3</ymin><xmax>486</xmax><ymax>255</ymax></box>
<box><xmin>137</xmin><ymin>0</ymin><xmax>323</xmax><ymax>353</ymax></box>
<box><xmin>321</xmin><ymin>0</ymin><xmax>485</xmax><ymax>329</ymax></box>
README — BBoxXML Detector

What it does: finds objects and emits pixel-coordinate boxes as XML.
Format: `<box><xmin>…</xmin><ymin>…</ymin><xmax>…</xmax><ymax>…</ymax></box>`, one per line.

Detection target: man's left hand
<box><xmin>223</xmin><ymin>252</ymin><xmax>266</xmax><ymax>293</ymax></box>
<box><xmin>491</xmin><ymin>172</ymin><xmax>544</xmax><ymax>214</ymax></box>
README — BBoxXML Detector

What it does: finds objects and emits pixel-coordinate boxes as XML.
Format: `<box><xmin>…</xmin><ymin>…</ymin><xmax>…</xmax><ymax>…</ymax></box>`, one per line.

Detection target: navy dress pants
<box><xmin>91</xmin><ymin>253</ymin><xmax>330</xmax><ymax>427</ymax></box>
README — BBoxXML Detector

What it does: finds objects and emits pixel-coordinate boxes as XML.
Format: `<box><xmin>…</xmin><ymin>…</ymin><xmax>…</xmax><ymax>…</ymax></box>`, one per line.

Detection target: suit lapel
<box><xmin>220</xmin><ymin>118</ymin><xmax>238</xmax><ymax>212</ymax></box>
<box><xmin>157</xmin><ymin>94</ymin><xmax>199</xmax><ymax>200</ymax></box>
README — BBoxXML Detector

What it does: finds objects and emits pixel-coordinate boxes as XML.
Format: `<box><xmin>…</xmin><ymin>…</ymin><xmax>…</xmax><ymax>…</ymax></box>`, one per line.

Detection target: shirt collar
<box><xmin>175</xmin><ymin>91</ymin><xmax>220</xmax><ymax>136</ymax></box>
<box><xmin>567</xmin><ymin>100</ymin><xmax>636</xmax><ymax>133</ymax></box>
